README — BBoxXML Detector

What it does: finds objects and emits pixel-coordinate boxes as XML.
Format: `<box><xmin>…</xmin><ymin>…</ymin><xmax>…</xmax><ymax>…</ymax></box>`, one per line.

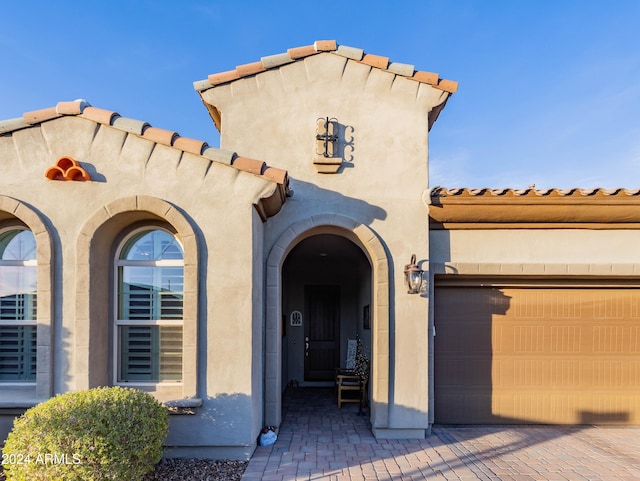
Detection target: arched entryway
<box><xmin>282</xmin><ymin>234</ymin><xmax>371</xmax><ymax>386</ymax></box>
<box><xmin>265</xmin><ymin>214</ymin><xmax>390</xmax><ymax>430</ymax></box>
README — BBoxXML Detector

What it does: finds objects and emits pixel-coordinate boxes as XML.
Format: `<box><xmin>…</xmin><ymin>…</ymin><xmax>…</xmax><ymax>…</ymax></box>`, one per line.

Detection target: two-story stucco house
<box><xmin>1</xmin><ymin>40</ymin><xmax>638</xmax><ymax>459</ymax></box>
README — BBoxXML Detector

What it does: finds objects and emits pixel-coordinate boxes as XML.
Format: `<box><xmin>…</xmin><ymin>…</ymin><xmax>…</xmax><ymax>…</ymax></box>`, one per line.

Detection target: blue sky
<box><xmin>2</xmin><ymin>1</ymin><xmax>639</xmax><ymax>189</ymax></box>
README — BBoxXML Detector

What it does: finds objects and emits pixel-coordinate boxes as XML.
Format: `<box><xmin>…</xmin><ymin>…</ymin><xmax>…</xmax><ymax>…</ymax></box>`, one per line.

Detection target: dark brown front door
<box><xmin>304</xmin><ymin>285</ymin><xmax>340</xmax><ymax>381</ymax></box>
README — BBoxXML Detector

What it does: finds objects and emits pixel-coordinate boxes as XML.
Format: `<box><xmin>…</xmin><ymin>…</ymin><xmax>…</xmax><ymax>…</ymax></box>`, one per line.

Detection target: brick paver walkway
<box><xmin>242</xmin><ymin>388</ymin><xmax>640</xmax><ymax>480</ymax></box>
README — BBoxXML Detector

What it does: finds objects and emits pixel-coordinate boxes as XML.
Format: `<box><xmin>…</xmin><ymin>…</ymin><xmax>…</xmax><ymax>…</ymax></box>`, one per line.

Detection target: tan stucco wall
<box><xmin>430</xmin><ymin>229</ymin><xmax>640</xmax><ymax>274</ymax></box>
<box><xmin>0</xmin><ymin>116</ymin><xmax>278</xmax><ymax>457</ymax></box>
<box><xmin>203</xmin><ymin>52</ymin><xmax>451</xmax><ymax>436</ymax></box>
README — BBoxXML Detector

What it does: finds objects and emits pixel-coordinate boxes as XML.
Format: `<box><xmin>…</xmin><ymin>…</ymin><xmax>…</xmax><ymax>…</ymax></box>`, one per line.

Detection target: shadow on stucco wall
<box><xmin>284</xmin><ymin>178</ymin><xmax>387</xmax><ymax>225</ymax></box>
<box><xmin>165</xmin><ymin>393</ymin><xmax>256</xmax><ymax>455</ymax></box>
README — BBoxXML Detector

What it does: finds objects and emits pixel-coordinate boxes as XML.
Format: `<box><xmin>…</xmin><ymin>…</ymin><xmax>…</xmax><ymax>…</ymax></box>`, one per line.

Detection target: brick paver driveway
<box><xmin>242</xmin><ymin>388</ymin><xmax>640</xmax><ymax>480</ymax></box>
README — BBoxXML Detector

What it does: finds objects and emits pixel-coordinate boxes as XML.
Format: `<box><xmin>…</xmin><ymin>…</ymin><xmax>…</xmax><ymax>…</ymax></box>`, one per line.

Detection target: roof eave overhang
<box><xmin>429</xmin><ymin>187</ymin><xmax>640</xmax><ymax>229</ymax></box>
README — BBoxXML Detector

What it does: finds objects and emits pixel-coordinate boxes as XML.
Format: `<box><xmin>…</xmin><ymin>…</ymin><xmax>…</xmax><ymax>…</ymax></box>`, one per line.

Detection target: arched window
<box><xmin>114</xmin><ymin>228</ymin><xmax>184</xmax><ymax>383</ymax></box>
<box><xmin>0</xmin><ymin>228</ymin><xmax>37</xmax><ymax>382</ymax></box>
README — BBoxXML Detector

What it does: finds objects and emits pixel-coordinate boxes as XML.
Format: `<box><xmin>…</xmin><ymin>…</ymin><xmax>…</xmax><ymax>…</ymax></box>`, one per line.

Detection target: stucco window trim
<box><xmin>0</xmin><ymin>196</ymin><xmax>54</xmax><ymax>405</ymax></box>
<box><xmin>76</xmin><ymin>196</ymin><xmax>198</xmax><ymax>403</ymax></box>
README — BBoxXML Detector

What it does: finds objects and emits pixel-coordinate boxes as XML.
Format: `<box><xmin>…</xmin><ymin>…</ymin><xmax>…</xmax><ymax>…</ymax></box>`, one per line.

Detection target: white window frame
<box><xmin>113</xmin><ymin>227</ymin><xmax>184</xmax><ymax>387</ymax></box>
<box><xmin>0</xmin><ymin>227</ymin><xmax>37</xmax><ymax>385</ymax></box>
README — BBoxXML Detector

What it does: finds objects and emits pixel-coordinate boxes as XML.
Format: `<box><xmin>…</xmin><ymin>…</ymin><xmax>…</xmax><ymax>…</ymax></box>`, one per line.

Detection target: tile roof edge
<box><xmin>194</xmin><ymin>40</ymin><xmax>458</xmax><ymax>93</ymax></box>
<box><xmin>1</xmin><ymin>99</ymin><xmax>290</xmax><ymax>199</ymax></box>
<box><xmin>430</xmin><ymin>186</ymin><xmax>640</xmax><ymax>199</ymax></box>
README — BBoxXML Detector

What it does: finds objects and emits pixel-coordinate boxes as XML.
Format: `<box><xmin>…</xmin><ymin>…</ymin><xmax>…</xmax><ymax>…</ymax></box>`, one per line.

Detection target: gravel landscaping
<box><xmin>0</xmin><ymin>458</ymin><xmax>248</xmax><ymax>481</ymax></box>
<box><xmin>143</xmin><ymin>458</ymin><xmax>248</xmax><ymax>481</ymax></box>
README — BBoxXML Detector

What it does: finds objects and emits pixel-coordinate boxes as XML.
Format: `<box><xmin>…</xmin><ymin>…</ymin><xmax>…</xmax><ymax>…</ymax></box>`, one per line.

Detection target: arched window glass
<box><xmin>115</xmin><ymin>229</ymin><xmax>183</xmax><ymax>383</ymax></box>
<box><xmin>0</xmin><ymin>229</ymin><xmax>37</xmax><ymax>382</ymax></box>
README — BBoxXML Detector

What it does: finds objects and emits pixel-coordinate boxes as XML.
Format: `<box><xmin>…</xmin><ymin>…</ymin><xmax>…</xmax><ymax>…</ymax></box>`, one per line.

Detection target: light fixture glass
<box><xmin>404</xmin><ymin>254</ymin><xmax>423</xmax><ymax>294</ymax></box>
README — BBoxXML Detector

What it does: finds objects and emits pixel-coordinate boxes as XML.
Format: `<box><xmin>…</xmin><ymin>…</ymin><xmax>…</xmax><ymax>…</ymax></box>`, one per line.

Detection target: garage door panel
<box><xmin>434</xmin><ymin>284</ymin><xmax>640</xmax><ymax>425</ymax></box>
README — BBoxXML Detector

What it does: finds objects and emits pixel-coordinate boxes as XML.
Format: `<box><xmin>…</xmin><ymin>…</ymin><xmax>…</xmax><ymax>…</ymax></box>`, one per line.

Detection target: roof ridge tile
<box><xmin>173</xmin><ymin>136</ymin><xmax>208</xmax><ymax>156</ymax></box>
<box><xmin>194</xmin><ymin>40</ymin><xmax>458</xmax><ymax>93</ymax></box>
<box><xmin>202</xmin><ymin>147</ymin><xmax>236</xmax><ymax>165</ymax></box>
<box><xmin>56</xmin><ymin>100</ymin><xmax>90</xmax><ymax>115</ymax></box>
<box><xmin>79</xmin><ymin>106</ymin><xmax>119</xmax><ymax>125</ymax></box>
<box><xmin>142</xmin><ymin>126</ymin><xmax>179</xmax><ymax>146</ymax></box>
<box><xmin>335</xmin><ymin>45</ymin><xmax>364</xmax><ymax>61</ymax></box>
<box><xmin>359</xmin><ymin>53</ymin><xmax>389</xmax><ymax>70</ymax></box>
<box><xmin>288</xmin><ymin>45</ymin><xmax>317</xmax><ymax>59</ymax></box>
<box><xmin>23</xmin><ymin>106</ymin><xmax>59</xmax><ymax>125</ymax></box>
<box><xmin>236</xmin><ymin>61</ymin><xmax>266</xmax><ymax>78</ymax></box>
<box><xmin>111</xmin><ymin>116</ymin><xmax>150</xmax><ymax>136</ymax></box>
<box><xmin>314</xmin><ymin>40</ymin><xmax>337</xmax><ymax>52</ymax></box>
<box><xmin>0</xmin><ymin>117</ymin><xmax>29</xmax><ymax>134</ymax></box>
<box><xmin>387</xmin><ymin>62</ymin><xmax>415</xmax><ymax>77</ymax></box>
<box><xmin>261</xmin><ymin>52</ymin><xmax>294</xmax><ymax>69</ymax></box>
<box><xmin>232</xmin><ymin>156</ymin><xmax>266</xmax><ymax>176</ymax></box>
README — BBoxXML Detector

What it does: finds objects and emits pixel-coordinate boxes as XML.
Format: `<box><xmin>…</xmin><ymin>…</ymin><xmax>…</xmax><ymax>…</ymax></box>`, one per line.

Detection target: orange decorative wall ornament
<box><xmin>44</xmin><ymin>156</ymin><xmax>91</xmax><ymax>181</ymax></box>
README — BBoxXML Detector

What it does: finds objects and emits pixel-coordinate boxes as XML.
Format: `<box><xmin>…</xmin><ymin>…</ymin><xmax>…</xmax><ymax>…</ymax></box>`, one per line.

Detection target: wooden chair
<box><xmin>336</xmin><ymin>369</ymin><xmax>368</xmax><ymax>410</ymax></box>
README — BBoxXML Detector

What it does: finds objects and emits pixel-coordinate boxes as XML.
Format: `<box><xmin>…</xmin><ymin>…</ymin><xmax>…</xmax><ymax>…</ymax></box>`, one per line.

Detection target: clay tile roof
<box><xmin>429</xmin><ymin>186</ymin><xmax>640</xmax><ymax>229</ymax></box>
<box><xmin>0</xmin><ymin>99</ymin><xmax>290</xmax><ymax>221</ymax></box>
<box><xmin>194</xmin><ymin>40</ymin><xmax>459</xmax><ymax>94</ymax></box>
<box><xmin>430</xmin><ymin>187</ymin><xmax>640</xmax><ymax>199</ymax></box>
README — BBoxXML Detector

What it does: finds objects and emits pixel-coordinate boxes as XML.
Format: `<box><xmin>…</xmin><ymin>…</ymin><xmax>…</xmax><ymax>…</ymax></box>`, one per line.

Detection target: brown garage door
<box><xmin>434</xmin><ymin>281</ymin><xmax>640</xmax><ymax>424</ymax></box>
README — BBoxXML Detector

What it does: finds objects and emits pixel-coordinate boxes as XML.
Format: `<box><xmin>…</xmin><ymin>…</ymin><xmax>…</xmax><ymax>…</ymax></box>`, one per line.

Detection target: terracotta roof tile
<box><xmin>262</xmin><ymin>166</ymin><xmax>288</xmax><ymax>184</ymax></box>
<box><xmin>208</xmin><ymin>69</ymin><xmax>241</xmax><ymax>86</ymax></box>
<box><xmin>288</xmin><ymin>45</ymin><xmax>316</xmax><ymax>59</ymax></box>
<box><xmin>431</xmin><ymin>187</ymin><xmax>640</xmax><ymax>199</ymax></box>
<box><xmin>232</xmin><ymin>156</ymin><xmax>266</xmax><ymax>176</ymax></box>
<box><xmin>0</xmin><ymin>99</ymin><xmax>290</xmax><ymax>219</ymax></box>
<box><xmin>173</xmin><ymin>136</ymin><xmax>207</xmax><ymax>156</ymax></box>
<box><xmin>261</xmin><ymin>52</ymin><xmax>294</xmax><ymax>69</ymax></box>
<box><xmin>335</xmin><ymin>45</ymin><xmax>364</xmax><ymax>60</ymax></box>
<box><xmin>410</xmin><ymin>71</ymin><xmax>439</xmax><ymax>85</ymax></box>
<box><xmin>111</xmin><ymin>116</ymin><xmax>149</xmax><ymax>135</ymax></box>
<box><xmin>194</xmin><ymin>40</ymin><xmax>458</xmax><ymax>94</ymax></box>
<box><xmin>56</xmin><ymin>100</ymin><xmax>89</xmax><ymax>115</ymax></box>
<box><xmin>23</xmin><ymin>107</ymin><xmax>58</xmax><ymax>124</ymax></box>
<box><xmin>359</xmin><ymin>53</ymin><xmax>389</xmax><ymax>70</ymax></box>
<box><xmin>314</xmin><ymin>40</ymin><xmax>337</xmax><ymax>52</ymax></box>
<box><xmin>434</xmin><ymin>79</ymin><xmax>459</xmax><ymax>94</ymax></box>
<box><xmin>0</xmin><ymin>118</ymin><xmax>28</xmax><ymax>134</ymax></box>
<box><xmin>429</xmin><ymin>187</ymin><xmax>640</xmax><ymax>229</ymax></box>
<box><xmin>236</xmin><ymin>61</ymin><xmax>266</xmax><ymax>78</ymax></box>
<box><xmin>202</xmin><ymin>147</ymin><xmax>236</xmax><ymax>165</ymax></box>
<box><xmin>142</xmin><ymin>126</ymin><xmax>179</xmax><ymax>146</ymax></box>
<box><xmin>79</xmin><ymin>106</ymin><xmax>119</xmax><ymax>124</ymax></box>
<box><xmin>387</xmin><ymin>62</ymin><xmax>415</xmax><ymax>77</ymax></box>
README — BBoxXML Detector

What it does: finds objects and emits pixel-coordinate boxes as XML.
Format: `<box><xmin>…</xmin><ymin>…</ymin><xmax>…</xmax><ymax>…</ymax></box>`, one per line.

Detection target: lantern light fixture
<box><xmin>404</xmin><ymin>254</ymin><xmax>423</xmax><ymax>294</ymax></box>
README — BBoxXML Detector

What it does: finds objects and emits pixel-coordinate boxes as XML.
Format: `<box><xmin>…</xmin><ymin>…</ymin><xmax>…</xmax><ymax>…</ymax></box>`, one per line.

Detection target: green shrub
<box><xmin>2</xmin><ymin>386</ymin><xmax>168</xmax><ymax>481</ymax></box>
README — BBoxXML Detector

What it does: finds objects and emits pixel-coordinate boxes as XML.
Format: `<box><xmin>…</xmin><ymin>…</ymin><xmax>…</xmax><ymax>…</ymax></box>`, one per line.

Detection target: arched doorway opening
<box><xmin>264</xmin><ymin>215</ymin><xmax>390</xmax><ymax>429</ymax></box>
<box><xmin>281</xmin><ymin>234</ymin><xmax>371</xmax><ymax>387</ymax></box>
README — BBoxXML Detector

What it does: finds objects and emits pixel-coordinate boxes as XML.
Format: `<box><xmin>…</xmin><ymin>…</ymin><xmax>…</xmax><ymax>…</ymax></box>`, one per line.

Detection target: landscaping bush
<box><xmin>2</xmin><ymin>386</ymin><xmax>168</xmax><ymax>481</ymax></box>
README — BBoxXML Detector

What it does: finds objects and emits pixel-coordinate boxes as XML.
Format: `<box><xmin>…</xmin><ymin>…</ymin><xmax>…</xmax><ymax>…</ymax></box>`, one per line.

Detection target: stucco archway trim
<box><xmin>0</xmin><ymin>195</ymin><xmax>53</xmax><ymax>399</ymax></box>
<box><xmin>76</xmin><ymin>195</ymin><xmax>198</xmax><ymax>398</ymax></box>
<box><xmin>265</xmin><ymin>214</ymin><xmax>389</xmax><ymax>428</ymax></box>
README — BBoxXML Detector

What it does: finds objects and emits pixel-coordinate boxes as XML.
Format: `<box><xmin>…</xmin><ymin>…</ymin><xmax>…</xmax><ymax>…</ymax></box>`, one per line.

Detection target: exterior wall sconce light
<box><xmin>404</xmin><ymin>254</ymin><xmax>423</xmax><ymax>294</ymax></box>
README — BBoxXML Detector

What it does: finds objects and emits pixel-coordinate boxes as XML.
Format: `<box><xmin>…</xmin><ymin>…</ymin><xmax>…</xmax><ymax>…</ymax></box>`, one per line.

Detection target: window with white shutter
<box><xmin>0</xmin><ymin>229</ymin><xmax>37</xmax><ymax>382</ymax></box>
<box><xmin>115</xmin><ymin>229</ymin><xmax>184</xmax><ymax>383</ymax></box>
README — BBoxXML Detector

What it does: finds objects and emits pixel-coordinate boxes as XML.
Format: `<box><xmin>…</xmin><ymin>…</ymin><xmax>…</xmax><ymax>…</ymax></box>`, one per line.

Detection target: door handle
<box><xmin>305</xmin><ymin>337</ymin><xmax>309</xmax><ymax>356</ymax></box>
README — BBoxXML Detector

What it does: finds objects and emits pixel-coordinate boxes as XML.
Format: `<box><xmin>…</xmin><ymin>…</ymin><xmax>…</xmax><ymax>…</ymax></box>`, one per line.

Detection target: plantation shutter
<box><xmin>1</xmin><ymin>229</ymin><xmax>38</xmax><ymax>383</ymax></box>
<box><xmin>119</xmin><ymin>326</ymin><xmax>182</xmax><ymax>382</ymax></box>
<box><xmin>0</xmin><ymin>325</ymin><xmax>36</xmax><ymax>381</ymax></box>
<box><xmin>116</xmin><ymin>230</ymin><xmax>184</xmax><ymax>384</ymax></box>
<box><xmin>118</xmin><ymin>267</ymin><xmax>183</xmax><ymax>321</ymax></box>
<box><xmin>0</xmin><ymin>293</ymin><xmax>37</xmax><ymax>321</ymax></box>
